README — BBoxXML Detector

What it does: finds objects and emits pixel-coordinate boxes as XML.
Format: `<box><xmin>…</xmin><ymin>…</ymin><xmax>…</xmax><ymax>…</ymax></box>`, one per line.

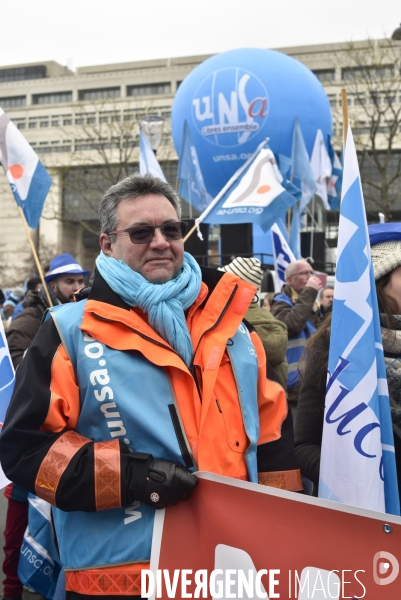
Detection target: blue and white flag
<box><xmin>271</xmin><ymin>222</ymin><xmax>296</xmax><ymax>293</ymax></box>
<box><xmin>0</xmin><ymin>320</ymin><xmax>14</xmax><ymax>488</ymax></box>
<box><xmin>0</xmin><ymin>320</ymin><xmax>14</xmax><ymax>432</ymax></box>
<box><xmin>0</xmin><ymin>107</ymin><xmax>52</xmax><ymax>229</ymax></box>
<box><xmin>319</xmin><ymin>123</ymin><xmax>400</xmax><ymax>515</ymax></box>
<box><xmin>291</xmin><ymin>118</ymin><xmax>317</xmax><ymax>214</ymax></box>
<box><xmin>310</xmin><ymin>129</ymin><xmax>332</xmax><ymax>211</ymax></box>
<box><xmin>199</xmin><ymin>142</ymin><xmax>300</xmax><ymax>232</ymax></box>
<box><xmin>139</xmin><ymin>129</ymin><xmax>167</xmax><ymax>182</ymax></box>
<box><xmin>19</xmin><ymin>494</ymin><xmax>61</xmax><ymax>599</ymax></box>
<box><xmin>327</xmin><ymin>138</ymin><xmax>343</xmax><ymax>211</ymax></box>
<box><xmin>177</xmin><ymin>121</ymin><xmax>212</xmax><ymax>212</ymax></box>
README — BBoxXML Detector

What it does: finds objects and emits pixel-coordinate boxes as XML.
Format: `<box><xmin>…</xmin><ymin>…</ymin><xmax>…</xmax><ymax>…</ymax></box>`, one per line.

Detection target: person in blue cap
<box><xmin>294</xmin><ymin>222</ymin><xmax>401</xmax><ymax>498</ymax></box>
<box><xmin>45</xmin><ymin>253</ymin><xmax>90</xmax><ymax>304</ymax></box>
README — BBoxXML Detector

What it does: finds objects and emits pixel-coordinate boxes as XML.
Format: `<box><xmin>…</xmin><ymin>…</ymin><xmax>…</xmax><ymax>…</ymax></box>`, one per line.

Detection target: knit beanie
<box><xmin>218</xmin><ymin>257</ymin><xmax>263</xmax><ymax>288</ymax></box>
<box><xmin>370</xmin><ymin>241</ymin><xmax>401</xmax><ymax>281</ymax></box>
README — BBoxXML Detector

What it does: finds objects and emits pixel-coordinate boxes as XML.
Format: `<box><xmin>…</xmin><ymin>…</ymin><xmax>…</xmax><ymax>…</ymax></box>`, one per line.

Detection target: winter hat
<box><xmin>45</xmin><ymin>253</ymin><xmax>90</xmax><ymax>282</ymax></box>
<box><xmin>11</xmin><ymin>286</ymin><xmax>24</xmax><ymax>300</ymax></box>
<box><xmin>368</xmin><ymin>223</ymin><xmax>401</xmax><ymax>281</ymax></box>
<box><xmin>218</xmin><ymin>257</ymin><xmax>263</xmax><ymax>288</ymax></box>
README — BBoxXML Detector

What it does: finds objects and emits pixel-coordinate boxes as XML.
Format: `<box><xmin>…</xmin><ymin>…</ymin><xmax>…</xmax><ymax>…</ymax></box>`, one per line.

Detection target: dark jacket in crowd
<box><xmin>245</xmin><ymin>302</ymin><xmax>288</xmax><ymax>391</ymax></box>
<box><xmin>271</xmin><ymin>284</ymin><xmax>322</xmax><ymax>402</ymax></box>
<box><xmin>6</xmin><ymin>290</ymin><xmax>48</xmax><ymax>368</ymax></box>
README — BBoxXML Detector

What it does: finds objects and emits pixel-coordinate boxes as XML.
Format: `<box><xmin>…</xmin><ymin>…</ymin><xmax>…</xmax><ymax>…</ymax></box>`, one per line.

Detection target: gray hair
<box><xmin>285</xmin><ymin>259</ymin><xmax>311</xmax><ymax>280</ymax></box>
<box><xmin>99</xmin><ymin>173</ymin><xmax>182</xmax><ymax>241</ymax></box>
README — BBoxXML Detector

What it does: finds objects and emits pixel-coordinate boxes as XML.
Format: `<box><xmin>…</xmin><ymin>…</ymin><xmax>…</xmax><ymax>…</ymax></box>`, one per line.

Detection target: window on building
<box><xmin>99</xmin><ymin>116</ymin><xmax>109</xmax><ymax>123</ymax></box>
<box><xmin>63</xmin><ymin>118</ymin><xmax>72</xmax><ymax>125</ymax></box>
<box><xmin>87</xmin><ymin>116</ymin><xmax>96</xmax><ymax>124</ymax></box>
<box><xmin>17</xmin><ymin>122</ymin><xmax>26</xmax><ymax>129</ymax></box>
<box><xmin>28</xmin><ymin>121</ymin><xmax>37</xmax><ymax>129</ymax></box>
<box><xmin>0</xmin><ymin>65</ymin><xmax>46</xmax><ymax>83</ymax></box>
<box><xmin>32</xmin><ymin>91</ymin><xmax>72</xmax><ymax>105</ymax></box>
<box><xmin>127</xmin><ymin>83</ymin><xmax>171</xmax><ymax>97</ymax></box>
<box><xmin>75</xmin><ymin>117</ymin><xmax>85</xmax><ymax>125</ymax></box>
<box><xmin>40</xmin><ymin>121</ymin><xmax>49</xmax><ymax>128</ymax></box>
<box><xmin>78</xmin><ymin>87</ymin><xmax>120</xmax><ymax>101</ymax></box>
<box><xmin>342</xmin><ymin>65</ymin><xmax>394</xmax><ymax>81</ymax></box>
<box><xmin>111</xmin><ymin>115</ymin><xmax>120</xmax><ymax>122</ymax></box>
<box><xmin>312</xmin><ymin>69</ymin><xmax>335</xmax><ymax>83</ymax></box>
<box><xmin>51</xmin><ymin>119</ymin><xmax>60</xmax><ymax>126</ymax></box>
<box><xmin>327</xmin><ymin>94</ymin><xmax>337</xmax><ymax>107</ymax></box>
<box><xmin>0</xmin><ymin>95</ymin><xmax>26</xmax><ymax>108</ymax></box>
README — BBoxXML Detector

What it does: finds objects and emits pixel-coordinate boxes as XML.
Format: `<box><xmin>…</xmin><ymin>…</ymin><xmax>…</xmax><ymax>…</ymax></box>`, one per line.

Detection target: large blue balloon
<box><xmin>172</xmin><ymin>48</ymin><xmax>332</xmax><ymax>197</ymax></box>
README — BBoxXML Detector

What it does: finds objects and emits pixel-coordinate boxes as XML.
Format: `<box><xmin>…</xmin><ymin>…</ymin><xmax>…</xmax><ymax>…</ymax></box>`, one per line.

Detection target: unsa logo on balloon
<box><xmin>191</xmin><ymin>67</ymin><xmax>269</xmax><ymax>148</ymax></box>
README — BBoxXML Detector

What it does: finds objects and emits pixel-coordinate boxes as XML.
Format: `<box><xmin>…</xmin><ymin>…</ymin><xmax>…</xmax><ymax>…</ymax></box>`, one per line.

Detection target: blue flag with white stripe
<box><xmin>177</xmin><ymin>121</ymin><xmax>212</xmax><ymax>212</ymax></box>
<box><xmin>271</xmin><ymin>223</ymin><xmax>296</xmax><ymax>293</ymax></box>
<box><xmin>0</xmin><ymin>320</ymin><xmax>14</xmax><ymax>488</ymax></box>
<box><xmin>0</xmin><ymin>107</ymin><xmax>52</xmax><ymax>229</ymax></box>
<box><xmin>319</xmin><ymin>123</ymin><xmax>400</xmax><ymax>515</ymax></box>
<box><xmin>0</xmin><ymin>320</ymin><xmax>14</xmax><ymax>431</ymax></box>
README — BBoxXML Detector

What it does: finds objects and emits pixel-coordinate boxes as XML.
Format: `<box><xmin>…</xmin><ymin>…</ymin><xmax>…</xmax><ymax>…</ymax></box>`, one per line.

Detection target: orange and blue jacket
<box><xmin>1</xmin><ymin>267</ymin><xmax>301</xmax><ymax>596</ymax></box>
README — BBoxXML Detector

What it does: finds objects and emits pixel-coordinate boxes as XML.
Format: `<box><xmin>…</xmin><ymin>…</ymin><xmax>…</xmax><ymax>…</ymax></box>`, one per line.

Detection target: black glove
<box><xmin>141</xmin><ymin>459</ymin><xmax>198</xmax><ymax>509</ymax></box>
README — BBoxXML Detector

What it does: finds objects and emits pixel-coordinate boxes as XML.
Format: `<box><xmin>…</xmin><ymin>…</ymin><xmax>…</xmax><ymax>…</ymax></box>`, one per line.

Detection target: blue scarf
<box><xmin>95</xmin><ymin>251</ymin><xmax>202</xmax><ymax>367</ymax></box>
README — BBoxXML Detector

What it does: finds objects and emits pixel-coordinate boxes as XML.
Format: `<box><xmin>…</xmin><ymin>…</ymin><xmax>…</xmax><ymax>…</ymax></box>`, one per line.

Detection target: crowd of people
<box><xmin>0</xmin><ymin>172</ymin><xmax>397</xmax><ymax>600</ymax></box>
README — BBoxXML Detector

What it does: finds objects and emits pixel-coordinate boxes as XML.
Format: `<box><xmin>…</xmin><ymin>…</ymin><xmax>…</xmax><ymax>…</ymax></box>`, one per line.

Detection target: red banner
<box><xmin>148</xmin><ymin>472</ymin><xmax>401</xmax><ymax>599</ymax></box>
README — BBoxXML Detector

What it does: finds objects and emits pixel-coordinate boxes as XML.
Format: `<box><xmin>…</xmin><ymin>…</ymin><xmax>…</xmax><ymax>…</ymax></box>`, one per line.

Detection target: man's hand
<box><xmin>141</xmin><ymin>459</ymin><xmax>198</xmax><ymax>509</ymax></box>
<box><xmin>305</xmin><ymin>275</ymin><xmax>323</xmax><ymax>291</ymax></box>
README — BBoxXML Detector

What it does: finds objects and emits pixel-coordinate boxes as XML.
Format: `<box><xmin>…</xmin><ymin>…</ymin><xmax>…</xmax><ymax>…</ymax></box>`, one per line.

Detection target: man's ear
<box><xmin>99</xmin><ymin>233</ymin><xmax>112</xmax><ymax>256</ymax></box>
<box><xmin>49</xmin><ymin>280</ymin><xmax>56</xmax><ymax>292</ymax></box>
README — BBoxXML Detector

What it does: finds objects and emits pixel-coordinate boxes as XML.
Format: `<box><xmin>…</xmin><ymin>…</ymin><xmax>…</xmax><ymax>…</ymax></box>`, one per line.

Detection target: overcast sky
<box><xmin>1</xmin><ymin>0</ymin><xmax>399</xmax><ymax>69</ymax></box>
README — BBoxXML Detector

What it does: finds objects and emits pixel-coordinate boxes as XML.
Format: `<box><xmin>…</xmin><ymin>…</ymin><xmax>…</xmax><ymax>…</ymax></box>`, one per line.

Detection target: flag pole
<box><xmin>17</xmin><ymin>207</ymin><xmax>53</xmax><ymax>307</ymax></box>
<box><xmin>341</xmin><ymin>89</ymin><xmax>348</xmax><ymax>147</ymax></box>
<box><xmin>183</xmin><ymin>137</ymin><xmax>270</xmax><ymax>243</ymax></box>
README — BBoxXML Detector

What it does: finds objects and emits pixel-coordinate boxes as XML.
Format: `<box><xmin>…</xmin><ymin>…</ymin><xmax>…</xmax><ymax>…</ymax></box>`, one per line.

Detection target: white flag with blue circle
<box><xmin>319</xmin><ymin>123</ymin><xmax>400</xmax><ymax>515</ymax></box>
<box><xmin>0</xmin><ymin>107</ymin><xmax>52</xmax><ymax>229</ymax></box>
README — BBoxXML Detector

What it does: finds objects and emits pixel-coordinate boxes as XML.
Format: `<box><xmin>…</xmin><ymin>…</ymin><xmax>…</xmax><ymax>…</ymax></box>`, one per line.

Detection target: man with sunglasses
<box><xmin>1</xmin><ymin>173</ymin><xmax>301</xmax><ymax>600</ymax></box>
<box><xmin>271</xmin><ymin>260</ymin><xmax>323</xmax><ymax>418</ymax></box>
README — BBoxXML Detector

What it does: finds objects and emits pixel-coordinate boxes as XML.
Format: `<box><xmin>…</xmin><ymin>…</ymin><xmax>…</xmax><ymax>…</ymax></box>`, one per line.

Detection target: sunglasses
<box><xmin>107</xmin><ymin>221</ymin><xmax>188</xmax><ymax>244</ymax></box>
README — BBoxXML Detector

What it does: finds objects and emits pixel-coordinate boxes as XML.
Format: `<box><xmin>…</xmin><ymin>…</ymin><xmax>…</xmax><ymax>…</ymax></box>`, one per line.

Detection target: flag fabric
<box><xmin>139</xmin><ymin>129</ymin><xmax>167</xmax><ymax>182</ymax></box>
<box><xmin>18</xmin><ymin>494</ymin><xmax>61</xmax><ymax>599</ymax></box>
<box><xmin>0</xmin><ymin>107</ymin><xmax>52</xmax><ymax>229</ymax></box>
<box><xmin>319</xmin><ymin>123</ymin><xmax>400</xmax><ymax>516</ymax></box>
<box><xmin>0</xmin><ymin>319</ymin><xmax>13</xmax><ymax>488</ymax></box>
<box><xmin>177</xmin><ymin>121</ymin><xmax>212</xmax><ymax>212</ymax></box>
<box><xmin>310</xmin><ymin>129</ymin><xmax>332</xmax><ymax>211</ymax></box>
<box><xmin>289</xmin><ymin>202</ymin><xmax>301</xmax><ymax>260</ymax></box>
<box><xmin>327</xmin><ymin>138</ymin><xmax>343</xmax><ymax>210</ymax></box>
<box><xmin>291</xmin><ymin>119</ymin><xmax>317</xmax><ymax>213</ymax></box>
<box><xmin>271</xmin><ymin>222</ymin><xmax>296</xmax><ymax>292</ymax></box>
<box><xmin>199</xmin><ymin>145</ymin><xmax>300</xmax><ymax>232</ymax></box>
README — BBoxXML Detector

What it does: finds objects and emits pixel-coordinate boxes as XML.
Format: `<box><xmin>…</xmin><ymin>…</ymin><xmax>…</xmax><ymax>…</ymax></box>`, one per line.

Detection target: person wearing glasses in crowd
<box><xmin>271</xmin><ymin>260</ymin><xmax>323</xmax><ymax>422</ymax></box>
<box><xmin>1</xmin><ymin>173</ymin><xmax>301</xmax><ymax>600</ymax></box>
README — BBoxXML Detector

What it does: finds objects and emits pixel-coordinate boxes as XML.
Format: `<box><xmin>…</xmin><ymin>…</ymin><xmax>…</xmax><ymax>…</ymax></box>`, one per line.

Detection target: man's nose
<box><xmin>149</xmin><ymin>228</ymin><xmax>170</xmax><ymax>249</ymax></box>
